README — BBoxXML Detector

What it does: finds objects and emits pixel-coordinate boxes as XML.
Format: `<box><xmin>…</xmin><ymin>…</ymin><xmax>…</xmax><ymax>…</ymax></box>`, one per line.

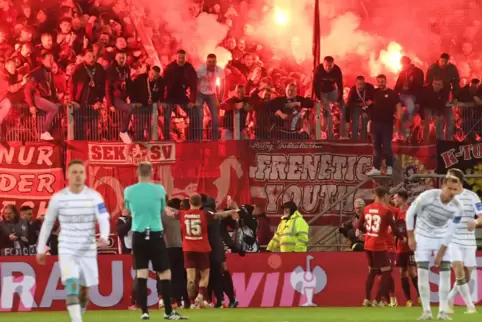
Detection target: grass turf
<box><xmin>0</xmin><ymin>307</ymin><xmax>480</xmax><ymax>322</ymax></box>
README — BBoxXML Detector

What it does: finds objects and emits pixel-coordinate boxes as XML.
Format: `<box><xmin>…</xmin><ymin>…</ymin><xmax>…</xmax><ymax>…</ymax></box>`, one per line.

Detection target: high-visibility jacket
<box><xmin>266</xmin><ymin>210</ymin><xmax>309</xmax><ymax>252</ymax></box>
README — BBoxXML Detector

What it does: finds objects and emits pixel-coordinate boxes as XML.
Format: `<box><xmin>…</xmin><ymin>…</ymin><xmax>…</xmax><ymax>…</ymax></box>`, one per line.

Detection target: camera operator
<box><xmin>339</xmin><ymin>198</ymin><xmax>365</xmax><ymax>251</ymax></box>
<box><xmin>116</xmin><ymin>208</ymin><xmax>137</xmax><ymax>309</ymax></box>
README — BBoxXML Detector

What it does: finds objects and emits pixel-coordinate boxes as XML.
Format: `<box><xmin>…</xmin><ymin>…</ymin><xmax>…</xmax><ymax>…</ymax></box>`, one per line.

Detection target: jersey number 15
<box><xmin>185</xmin><ymin>219</ymin><xmax>202</xmax><ymax>236</ymax></box>
<box><xmin>365</xmin><ymin>214</ymin><xmax>381</xmax><ymax>233</ymax></box>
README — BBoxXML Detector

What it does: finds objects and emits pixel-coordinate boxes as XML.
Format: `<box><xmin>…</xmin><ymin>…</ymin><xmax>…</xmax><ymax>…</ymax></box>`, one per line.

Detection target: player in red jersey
<box><xmin>171</xmin><ymin>193</ymin><xmax>238</xmax><ymax>308</ymax></box>
<box><xmin>383</xmin><ymin>200</ymin><xmax>399</xmax><ymax>307</ymax></box>
<box><xmin>393</xmin><ymin>190</ymin><xmax>420</xmax><ymax>307</ymax></box>
<box><xmin>356</xmin><ymin>186</ymin><xmax>398</xmax><ymax>307</ymax></box>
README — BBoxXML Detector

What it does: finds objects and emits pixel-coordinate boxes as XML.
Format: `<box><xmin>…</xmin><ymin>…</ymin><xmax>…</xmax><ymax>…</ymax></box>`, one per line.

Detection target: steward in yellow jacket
<box><xmin>267</xmin><ymin>201</ymin><xmax>309</xmax><ymax>252</ymax></box>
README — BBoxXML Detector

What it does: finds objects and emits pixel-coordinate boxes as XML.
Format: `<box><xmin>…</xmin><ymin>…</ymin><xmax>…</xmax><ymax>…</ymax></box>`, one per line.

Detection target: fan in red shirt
<box><xmin>393</xmin><ymin>190</ymin><xmax>420</xmax><ymax>306</ymax></box>
<box><xmin>172</xmin><ymin>193</ymin><xmax>238</xmax><ymax>308</ymax></box>
<box><xmin>356</xmin><ymin>186</ymin><xmax>397</xmax><ymax>307</ymax></box>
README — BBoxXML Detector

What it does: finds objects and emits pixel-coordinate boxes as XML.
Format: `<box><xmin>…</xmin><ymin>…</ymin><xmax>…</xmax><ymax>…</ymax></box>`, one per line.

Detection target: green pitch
<box><xmin>1</xmin><ymin>307</ymin><xmax>480</xmax><ymax>322</ymax></box>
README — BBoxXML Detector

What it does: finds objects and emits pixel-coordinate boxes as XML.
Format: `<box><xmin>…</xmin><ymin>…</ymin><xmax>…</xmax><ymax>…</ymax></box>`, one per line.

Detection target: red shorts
<box><xmin>396</xmin><ymin>252</ymin><xmax>416</xmax><ymax>267</ymax></box>
<box><xmin>365</xmin><ymin>250</ymin><xmax>390</xmax><ymax>269</ymax></box>
<box><xmin>184</xmin><ymin>251</ymin><xmax>211</xmax><ymax>270</ymax></box>
<box><xmin>389</xmin><ymin>252</ymin><xmax>396</xmax><ymax>267</ymax></box>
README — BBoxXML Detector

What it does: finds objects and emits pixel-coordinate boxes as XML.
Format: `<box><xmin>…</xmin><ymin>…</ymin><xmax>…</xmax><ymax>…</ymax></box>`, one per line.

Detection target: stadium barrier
<box><xmin>1</xmin><ymin>252</ymin><xmax>481</xmax><ymax>311</ymax></box>
<box><xmin>5</xmin><ymin>101</ymin><xmax>482</xmax><ymax>143</ymax></box>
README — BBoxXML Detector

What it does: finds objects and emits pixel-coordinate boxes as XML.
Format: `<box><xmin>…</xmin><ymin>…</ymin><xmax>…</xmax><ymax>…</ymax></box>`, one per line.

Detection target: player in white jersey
<box><xmin>406</xmin><ymin>172</ymin><xmax>466</xmax><ymax>320</ymax></box>
<box><xmin>446</xmin><ymin>169</ymin><xmax>481</xmax><ymax>314</ymax></box>
<box><xmin>36</xmin><ymin>160</ymin><xmax>110</xmax><ymax>322</ymax></box>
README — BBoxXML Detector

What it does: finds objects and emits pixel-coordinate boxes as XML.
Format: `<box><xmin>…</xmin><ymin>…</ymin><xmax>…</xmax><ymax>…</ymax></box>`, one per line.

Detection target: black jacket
<box><xmin>313</xmin><ymin>64</ymin><xmax>343</xmax><ymax>99</ymax></box>
<box><xmin>426</xmin><ymin>62</ymin><xmax>460</xmax><ymax>97</ymax></box>
<box><xmin>346</xmin><ymin>83</ymin><xmax>375</xmax><ymax>108</ymax></box>
<box><xmin>25</xmin><ymin>65</ymin><xmax>57</xmax><ymax>107</ymax></box>
<box><xmin>418</xmin><ymin>85</ymin><xmax>447</xmax><ymax>115</ymax></box>
<box><xmin>163</xmin><ymin>60</ymin><xmax>197</xmax><ymax>104</ymax></box>
<box><xmin>395</xmin><ymin>64</ymin><xmax>424</xmax><ymax>96</ymax></box>
<box><xmin>116</xmin><ymin>215</ymin><xmax>132</xmax><ymax>254</ymax></box>
<box><xmin>105</xmin><ymin>62</ymin><xmax>132</xmax><ymax>107</ymax></box>
<box><xmin>70</xmin><ymin>62</ymin><xmax>106</xmax><ymax>105</ymax></box>
<box><xmin>131</xmin><ymin>73</ymin><xmax>165</xmax><ymax>106</ymax></box>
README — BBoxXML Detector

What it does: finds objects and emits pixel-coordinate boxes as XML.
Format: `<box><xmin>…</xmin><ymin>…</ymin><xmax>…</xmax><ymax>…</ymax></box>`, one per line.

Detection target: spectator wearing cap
<box><xmin>70</xmin><ymin>47</ymin><xmax>106</xmax><ymax>140</ymax></box>
<box><xmin>105</xmin><ymin>51</ymin><xmax>133</xmax><ymax>144</ymax></box>
<box><xmin>426</xmin><ymin>53</ymin><xmax>460</xmax><ymax>101</ymax></box>
<box><xmin>130</xmin><ymin>66</ymin><xmax>165</xmax><ymax>140</ymax></box>
<box><xmin>24</xmin><ymin>51</ymin><xmax>59</xmax><ymax>141</ymax></box>
<box><xmin>314</xmin><ymin>56</ymin><xmax>346</xmax><ymax>139</ymax></box>
<box><xmin>394</xmin><ymin>56</ymin><xmax>424</xmax><ymax>141</ymax></box>
<box><xmin>162</xmin><ymin>49</ymin><xmax>198</xmax><ymax>141</ymax></box>
<box><xmin>266</xmin><ymin>201</ymin><xmax>309</xmax><ymax>253</ymax></box>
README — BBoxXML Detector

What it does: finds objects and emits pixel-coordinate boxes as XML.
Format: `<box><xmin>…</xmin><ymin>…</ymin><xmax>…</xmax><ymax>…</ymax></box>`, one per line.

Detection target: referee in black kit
<box><xmin>124</xmin><ymin>162</ymin><xmax>188</xmax><ymax>320</ymax></box>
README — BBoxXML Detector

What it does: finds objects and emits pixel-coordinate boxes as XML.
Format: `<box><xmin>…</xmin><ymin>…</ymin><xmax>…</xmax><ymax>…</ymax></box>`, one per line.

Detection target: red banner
<box><xmin>1</xmin><ymin>252</ymin><xmax>481</xmax><ymax>311</ymax></box>
<box><xmin>67</xmin><ymin>141</ymin><xmax>252</xmax><ymax>220</ymax></box>
<box><xmin>0</xmin><ymin>143</ymin><xmax>64</xmax><ymax>218</ymax></box>
<box><xmin>65</xmin><ymin>141</ymin><xmax>437</xmax><ymax>224</ymax></box>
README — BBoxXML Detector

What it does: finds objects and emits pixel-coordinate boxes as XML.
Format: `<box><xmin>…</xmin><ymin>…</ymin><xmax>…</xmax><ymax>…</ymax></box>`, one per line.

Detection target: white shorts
<box><xmin>58</xmin><ymin>255</ymin><xmax>99</xmax><ymax>287</ymax></box>
<box><xmin>449</xmin><ymin>245</ymin><xmax>477</xmax><ymax>267</ymax></box>
<box><xmin>414</xmin><ymin>234</ymin><xmax>451</xmax><ymax>264</ymax></box>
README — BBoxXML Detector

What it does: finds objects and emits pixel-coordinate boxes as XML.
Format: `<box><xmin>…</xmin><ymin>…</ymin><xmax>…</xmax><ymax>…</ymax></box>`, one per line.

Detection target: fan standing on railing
<box><xmin>106</xmin><ymin>51</ymin><xmax>133</xmax><ymax>144</ymax></box>
<box><xmin>24</xmin><ymin>51</ymin><xmax>59</xmax><ymax>141</ymax></box>
<box><xmin>70</xmin><ymin>47</ymin><xmax>106</xmax><ymax>140</ymax></box>
<box><xmin>130</xmin><ymin>66</ymin><xmax>164</xmax><ymax>141</ymax></box>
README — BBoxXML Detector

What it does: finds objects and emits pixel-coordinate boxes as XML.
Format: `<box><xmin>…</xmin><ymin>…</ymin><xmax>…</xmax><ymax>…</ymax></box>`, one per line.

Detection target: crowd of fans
<box><xmin>0</xmin><ymin>0</ymin><xmax>481</xmax><ymax>143</ymax></box>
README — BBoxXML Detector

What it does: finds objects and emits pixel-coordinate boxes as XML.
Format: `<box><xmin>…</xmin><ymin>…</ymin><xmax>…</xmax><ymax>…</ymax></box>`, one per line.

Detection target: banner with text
<box><xmin>66</xmin><ymin>141</ymin><xmax>252</xmax><ymax>220</ymax></box>
<box><xmin>437</xmin><ymin>141</ymin><xmax>482</xmax><ymax>195</ymax></box>
<box><xmin>0</xmin><ymin>143</ymin><xmax>64</xmax><ymax>218</ymax></box>
<box><xmin>1</xmin><ymin>252</ymin><xmax>481</xmax><ymax>311</ymax></box>
<box><xmin>66</xmin><ymin>141</ymin><xmax>437</xmax><ymax>224</ymax></box>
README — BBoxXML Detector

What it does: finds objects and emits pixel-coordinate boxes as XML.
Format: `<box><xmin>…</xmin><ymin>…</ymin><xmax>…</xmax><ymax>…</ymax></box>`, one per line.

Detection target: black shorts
<box><xmin>132</xmin><ymin>231</ymin><xmax>170</xmax><ymax>272</ymax></box>
<box><xmin>365</xmin><ymin>250</ymin><xmax>390</xmax><ymax>269</ymax></box>
<box><xmin>396</xmin><ymin>252</ymin><xmax>416</xmax><ymax>267</ymax></box>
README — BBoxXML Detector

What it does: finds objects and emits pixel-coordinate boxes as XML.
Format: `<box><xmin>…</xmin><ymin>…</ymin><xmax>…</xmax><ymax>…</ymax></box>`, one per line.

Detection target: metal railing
<box><xmin>3</xmin><ymin>101</ymin><xmax>482</xmax><ymax>142</ymax></box>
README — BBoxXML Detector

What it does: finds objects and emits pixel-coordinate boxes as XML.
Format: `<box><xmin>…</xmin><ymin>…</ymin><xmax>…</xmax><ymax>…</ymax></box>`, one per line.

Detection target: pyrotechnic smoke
<box><xmin>135</xmin><ymin>0</ymin><xmax>232</xmax><ymax>66</ymax></box>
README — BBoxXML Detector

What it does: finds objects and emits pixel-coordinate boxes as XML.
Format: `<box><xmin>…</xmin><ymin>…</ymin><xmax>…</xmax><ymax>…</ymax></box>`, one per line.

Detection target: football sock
<box><xmin>456</xmin><ymin>278</ymin><xmax>475</xmax><ymax>309</ymax></box>
<box><xmin>79</xmin><ymin>297</ymin><xmax>89</xmax><ymax>315</ymax></box>
<box><xmin>388</xmin><ymin>273</ymin><xmax>395</xmax><ymax>295</ymax></box>
<box><xmin>136</xmin><ymin>278</ymin><xmax>148</xmax><ymax>314</ymax></box>
<box><xmin>379</xmin><ymin>271</ymin><xmax>392</xmax><ymax>302</ymax></box>
<box><xmin>198</xmin><ymin>286</ymin><xmax>208</xmax><ymax>299</ymax></box>
<box><xmin>447</xmin><ymin>281</ymin><xmax>458</xmax><ymax>302</ymax></box>
<box><xmin>159</xmin><ymin>279</ymin><xmax>173</xmax><ymax>315</ymax></box>
<box><xmin>223</xmin><ymin>271</ymin><xmax>236</xmax><ymax>302</ymax></box>
<box><xmin>67</xmin><ymin>304</ymin><xmax>82</xmax><ymax>322</ymax></box>
<box><xmin>417</xmin><ymin>268</ymin><xmax>431</xmax><ymax>313</ymax></box>
<box><xmin>439</xmin><ymin>270</ymin><xmax>451</xmax><ymax>312</ymax></box>
<box><xmin>401</xmin><ymin>276</ymin><xmax>411</xmax><ymax>301</ymax></box>
<box><xmin>411</xmin><ymin>276</ymin><xmax>420</xmax><ymax>296</ymax></box>
<box><xmin>365</xmin><ymin>270</ymin><xmax>377</xmax><ymax>300</ymax></box>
